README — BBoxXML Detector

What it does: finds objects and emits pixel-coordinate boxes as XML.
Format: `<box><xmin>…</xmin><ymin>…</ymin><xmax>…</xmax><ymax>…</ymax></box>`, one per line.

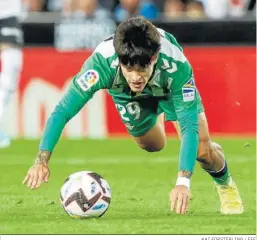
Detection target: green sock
<box><xmin>205</xmin><ymin>160</ymin><xmax>231</xmax><ymax>185</ymax></box>
<box><xmin>211</xmin><ymin>169</ymin><xmax>231</xmax><ymax>185</ymax></box>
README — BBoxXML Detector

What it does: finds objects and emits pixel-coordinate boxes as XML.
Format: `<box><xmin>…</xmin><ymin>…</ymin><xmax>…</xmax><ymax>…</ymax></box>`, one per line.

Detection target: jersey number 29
<box><xmin>115</xmin><ymin>102</ymin><xmax>140</xmax><ymax>122</ymax></box>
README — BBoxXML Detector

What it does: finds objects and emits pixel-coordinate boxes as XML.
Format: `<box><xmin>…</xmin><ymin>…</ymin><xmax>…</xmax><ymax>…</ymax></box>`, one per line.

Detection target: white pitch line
<box><xmin>0</xmin><ymin>155</ymin><xmax>255</xmax><ymax>165</ymax></box>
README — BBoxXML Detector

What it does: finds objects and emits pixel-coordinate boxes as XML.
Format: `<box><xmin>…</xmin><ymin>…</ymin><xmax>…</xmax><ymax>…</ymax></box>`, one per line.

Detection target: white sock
<box><xmin>0</xmin><ymin>47</ymin><xmax>23</xmax><ymax>121</ymax></box>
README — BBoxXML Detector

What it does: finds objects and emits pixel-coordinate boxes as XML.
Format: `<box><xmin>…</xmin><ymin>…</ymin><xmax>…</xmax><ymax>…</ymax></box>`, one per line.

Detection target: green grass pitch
<box><xmin>0</xmin><ymin>138</ymin><xmax>256</xmax><ymax>234</ymax></box>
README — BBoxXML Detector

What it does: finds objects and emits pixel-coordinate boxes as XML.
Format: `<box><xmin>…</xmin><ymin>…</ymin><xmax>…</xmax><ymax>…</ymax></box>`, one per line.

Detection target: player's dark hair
<box><xmin>113</xmin><ymin>17</ymin><xmax>161</xmax><ymax>68</ymax></box>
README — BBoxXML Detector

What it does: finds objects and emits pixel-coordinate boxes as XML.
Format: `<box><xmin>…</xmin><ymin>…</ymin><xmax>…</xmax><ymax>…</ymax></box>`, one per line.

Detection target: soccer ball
<box><xmin>60</xmin><ymin>171</ymin><xmax>111</xmax><ymax>219</ymax></box>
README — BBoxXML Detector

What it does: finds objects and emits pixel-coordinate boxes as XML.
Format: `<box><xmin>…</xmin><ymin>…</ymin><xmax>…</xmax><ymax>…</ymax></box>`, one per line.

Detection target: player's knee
<box><xmin>139</xmin><ymin>143</ymin><xmax>165</xmax><ymax>152</ymax></box>
<box><xmin>197</xmin><ymin>138</ymin><xmax>212</xmax><ymax>161</ymax></box>
<box><xmin>197</xmin><ymin>140</ymin><xmax>223</xmax><ymax>163</ymax></box>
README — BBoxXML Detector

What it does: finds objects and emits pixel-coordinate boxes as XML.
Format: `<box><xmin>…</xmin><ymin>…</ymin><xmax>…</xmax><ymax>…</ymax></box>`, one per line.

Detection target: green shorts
<box><xmin>113</xmin><ymin>91</ymin><xmax>204</xmax><ymax>137</ymax></box>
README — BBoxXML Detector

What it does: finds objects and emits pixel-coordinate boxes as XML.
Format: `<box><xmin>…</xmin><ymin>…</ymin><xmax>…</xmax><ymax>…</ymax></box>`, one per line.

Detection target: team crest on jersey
<box><xmin>77</xmin><ymin>69</ymin><xmax>99</xmax><ymax>91</ymax></box>
<box><xmin>182</xmin><ymin>78</ymin><xmax>195</xmax><ymax>102</ymax></box>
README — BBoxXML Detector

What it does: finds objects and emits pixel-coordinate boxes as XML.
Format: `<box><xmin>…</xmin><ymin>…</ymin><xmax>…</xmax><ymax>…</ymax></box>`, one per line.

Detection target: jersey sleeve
<box><xmin>164</xmin><ymin>32</ymin><xmax>183</xmax><ymax>52</ymax></box>
<box><xmin>39</xmin><ymin>54</ymin><xmax>112</xmax><ymax>152</ymax></box>
<box><xmin>170</xmin><ymin>64</ymin><xmax>199</xmax><ymax>173</ymax></box>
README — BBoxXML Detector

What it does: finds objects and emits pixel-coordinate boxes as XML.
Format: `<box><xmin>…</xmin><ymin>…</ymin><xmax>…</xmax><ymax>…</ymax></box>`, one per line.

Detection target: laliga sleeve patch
<box><xmin>77</xmin><ymin>69</ymin><xmax>99</xmax><ymax>91</ymax></box>
<box><xmin>182</xmin><ymin>78</ymin><xmax>195</xmax><ymax>102</ymax></box>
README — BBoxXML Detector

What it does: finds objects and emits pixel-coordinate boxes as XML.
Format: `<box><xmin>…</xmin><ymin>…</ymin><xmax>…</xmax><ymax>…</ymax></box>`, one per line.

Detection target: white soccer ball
<box><xmin>60</xmin><ymin>171</ymin><xmax>111</xmax><ymax>219</ymax></box>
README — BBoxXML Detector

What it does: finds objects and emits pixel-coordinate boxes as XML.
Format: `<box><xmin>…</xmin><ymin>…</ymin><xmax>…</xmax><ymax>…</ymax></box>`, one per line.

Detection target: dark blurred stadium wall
<box><xmin>23</xmin><ymin>19</ymin><xmax>256</xmax><ymax>46</ymax></box>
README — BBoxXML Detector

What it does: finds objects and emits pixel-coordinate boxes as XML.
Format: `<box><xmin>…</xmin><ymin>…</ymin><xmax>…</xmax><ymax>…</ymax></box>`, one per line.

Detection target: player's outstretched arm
<box><xmin>22</xmin><ymin>60</ymin><xmax>111</xmax><ymax>189</ymax></box>
<box><xmin>22</xmin><ymin>47</ymin><xmax>115</xmax><ymax>190</ymax></box>
<box><xmin>169</xmin><ymin>78</ymin><xmax>199</xmax><ymax>214</ymax></box>
<box><xmin>170</xmin><ymin>111</ymin><xmax>198</xmax><ymax>214</ymax></box>
<box><xmin>170</xmin><ymin>171</ymin><xmax>192</xmax><ymax>214</ymax></box>
<box><xmin>22</xmin><ymin>84</ymin><xmax>90</xmax><ymax>189</ymax></box>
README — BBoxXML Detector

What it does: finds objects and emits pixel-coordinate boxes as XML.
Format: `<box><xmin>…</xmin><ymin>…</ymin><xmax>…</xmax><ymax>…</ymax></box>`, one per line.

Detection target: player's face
<box><xmin>121</xmin><ymin>56</ymin><xmax>157</xmax><ymax>93</ymax></box>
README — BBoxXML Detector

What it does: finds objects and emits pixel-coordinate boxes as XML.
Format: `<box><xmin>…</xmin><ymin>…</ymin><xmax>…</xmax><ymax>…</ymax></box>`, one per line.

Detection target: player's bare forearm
<box><xmin>35</xmin><ymin>151</ymin><xmax>52</xmax><ymax>165</ymax></box>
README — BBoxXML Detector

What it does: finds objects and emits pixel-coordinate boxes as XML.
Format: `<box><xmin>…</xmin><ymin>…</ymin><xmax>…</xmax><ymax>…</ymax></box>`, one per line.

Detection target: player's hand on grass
<box><xmin>22</xmin><ymin>163</ymin><xmax>50</xmax><ymax>189</ymax></box>
<box><xmin>22</xmin><ymin>151</ymin><xmax>51</xmax><ymax>189</ymax></box>
<box><xmin>170</xmin><ymin>185</ymin><xmax>190</xmax><ymax>214</ymax></box>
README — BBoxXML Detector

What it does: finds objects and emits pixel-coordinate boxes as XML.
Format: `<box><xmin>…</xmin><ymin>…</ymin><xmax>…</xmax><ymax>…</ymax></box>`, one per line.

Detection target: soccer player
<box><xmin>0</xmin><ymin>0</ymin><xmax>24</xmax><ymax>148</ymax></box>
<box><xmin>23</xmin><ymin>17</ymin><xmax>243</xmax><ymax>215</ymax></box>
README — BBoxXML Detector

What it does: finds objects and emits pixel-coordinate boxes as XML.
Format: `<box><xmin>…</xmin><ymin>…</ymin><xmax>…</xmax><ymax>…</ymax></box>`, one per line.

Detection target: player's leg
<box><xmin>0</xmin><ymin>17</ymin><xmax>23</xmax><ymax>148</ymax></box>
<box><xmin>173</xmin><ymin>113</ymin><xmax>225</xmax><ymax>170</ymax></box>
<box><xmin>0</xmin><ymin>44</ymin><xmax>23</xmax><ymax>119</ymax></box>
<box><xmin>173</xmin><ymin>112</ymin><xmax>243</xmax><ymax>214</ymax></box>
<box><xmin>133</xmin><ymin>116</ymin><xmax>166</xmax><ymax>152</ymax></box>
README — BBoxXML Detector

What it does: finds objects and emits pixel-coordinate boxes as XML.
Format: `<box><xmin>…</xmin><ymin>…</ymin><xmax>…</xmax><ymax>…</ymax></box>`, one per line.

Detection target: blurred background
<box><xmin>1</xmin><ymin>0</ymin><xmax>256</xmax><ymax>139</ymax></box>
<box><xmin>25</xmin><ymin>0</ymin><xmax>256</xmax><ymax>20</ymax></box>
<box><xmin>22</xmin><ymin>0</ymin><xmax>256</xmax><ymax>49</ymax></box>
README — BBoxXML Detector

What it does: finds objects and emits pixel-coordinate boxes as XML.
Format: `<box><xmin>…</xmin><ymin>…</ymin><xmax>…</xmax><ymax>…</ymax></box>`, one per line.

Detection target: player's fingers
<box><xmin>30</xmin><ymin>173</ymin><xmax>39</xmax><ymax>189</ymax></box>
<box><xmin>181</xmin><ymin>195</ymin><xmax>189</xmax><ymax>214</ymax></box>
<box><xmin>170</xmin><ymin>191</ymin><xmax>177</xmax><ymax>212</ymax></box>
<box><xmin>26</xmin><ymin>173</ymin><xmax>34</xmax><ymax>188</ymax></box>
<box><xmin>44</xmin><ymin>171</ymin><xmax>50</xmax><ymax>182</ymax></box>
<box><xmin>176</xmin><ymin>194</ymin><xmax>183</xmax><ymax>214</ymax></box>
<box><xmin>184</xmin><ymin>195</ymin><xmax>190</xmax><ymax>213</ymax></box>
<box><xmin>35</xmin><ymin>171</ymin><xmax>44</xmax><ymax>188</ymax></box>
<box><xmin>22</xmin><ymin>173</ymin><xmax>30</xmax><ymax>185</ymax></box>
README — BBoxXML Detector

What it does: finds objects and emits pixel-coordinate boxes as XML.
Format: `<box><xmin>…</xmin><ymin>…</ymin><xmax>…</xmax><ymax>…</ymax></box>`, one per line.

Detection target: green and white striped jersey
<box><xmin>40</xmin><ymin>28</ymin><xmax>200</xmax><ymax>173</ymax></box>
